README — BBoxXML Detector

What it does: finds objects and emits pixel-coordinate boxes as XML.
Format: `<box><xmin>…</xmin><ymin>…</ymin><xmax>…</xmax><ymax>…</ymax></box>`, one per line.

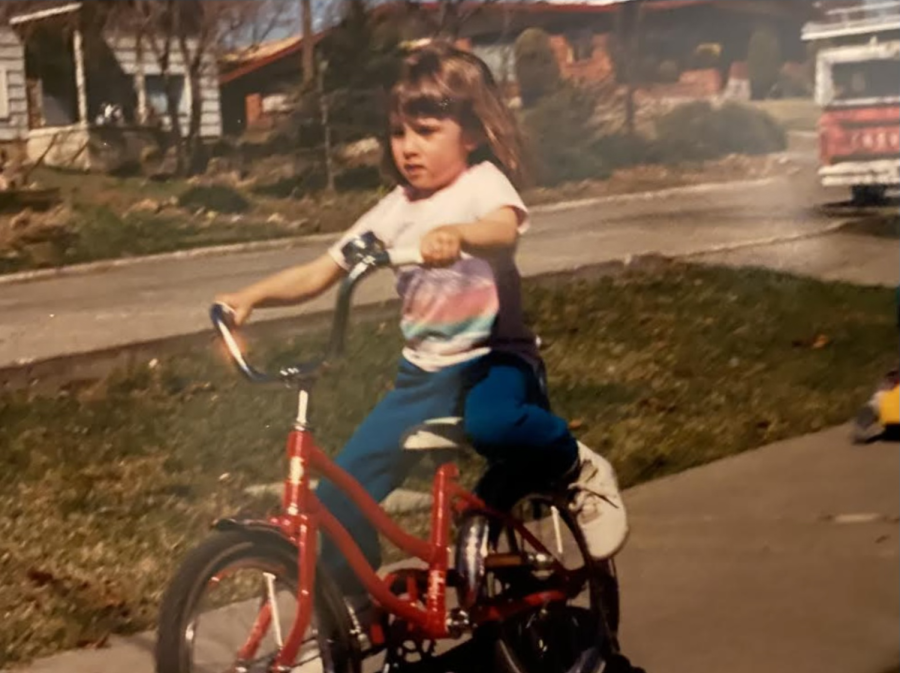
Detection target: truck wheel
<box><xmin>851</xmin><ymin>185</ymin><xmax>887</xmax><ymax>206</ymax></box>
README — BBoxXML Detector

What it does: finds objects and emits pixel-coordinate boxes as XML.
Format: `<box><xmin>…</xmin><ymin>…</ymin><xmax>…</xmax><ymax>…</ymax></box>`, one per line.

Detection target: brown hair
<box><xmin>382</xmin><ymin>41</ymin><xmax>530</xmax><ymax>188</ymax></box>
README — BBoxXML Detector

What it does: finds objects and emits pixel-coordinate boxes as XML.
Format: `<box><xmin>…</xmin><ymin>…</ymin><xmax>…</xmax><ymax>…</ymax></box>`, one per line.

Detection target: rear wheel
<box><xmin>155</xmin><ymin>530</ymin><xmax>360</xmax><ymax>673</ymax></box>
<box><xmin>488</xmin><ymin>493</ymin><xmax>619</xmax><ymax>673</ymax></box>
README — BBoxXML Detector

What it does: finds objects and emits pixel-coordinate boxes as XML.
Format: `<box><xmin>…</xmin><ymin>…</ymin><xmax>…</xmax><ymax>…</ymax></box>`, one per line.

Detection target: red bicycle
<box><xmin>154</xmin><ymin>234</ymin><xmax>620</xmax><ymax>673</ymax></box>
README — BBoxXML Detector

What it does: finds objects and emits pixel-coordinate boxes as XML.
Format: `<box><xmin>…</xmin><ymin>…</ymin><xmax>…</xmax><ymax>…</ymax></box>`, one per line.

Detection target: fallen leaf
<box><xmin>26</xmin><ymin>569</ymin><xmax>57</xmax><ymax>587</ymax></box>
<box><xmin>568</xmin><ymin>419</ymin><xmax>585</xmax><ymax>430</ymax></box>
<box><xmin>812</xmin><ymin>334</ymin><xmax>831</xmax><ymax>349</ymax></box>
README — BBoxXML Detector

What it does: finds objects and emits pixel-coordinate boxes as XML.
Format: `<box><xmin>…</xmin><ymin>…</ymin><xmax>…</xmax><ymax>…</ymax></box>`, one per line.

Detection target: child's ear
<box><xmin>462</xmin><ymin>131</ymin><xmax>482</xmax><ymax>155</ymax></box>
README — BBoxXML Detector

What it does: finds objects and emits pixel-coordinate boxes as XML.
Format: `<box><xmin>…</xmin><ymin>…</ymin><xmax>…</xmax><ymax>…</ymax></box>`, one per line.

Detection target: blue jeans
<box><xmin>315</xmin><ymin>352</ymin><xmax>578</xmax><ymax>594</ymax></box>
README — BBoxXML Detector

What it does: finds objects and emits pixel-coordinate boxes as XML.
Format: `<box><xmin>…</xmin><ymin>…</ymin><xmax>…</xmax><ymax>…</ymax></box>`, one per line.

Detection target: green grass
<box><xmin>0</xmin><ymin>263</ymin><xmax>896</xmax><ymax>665</ymax></box>
<box><xmin>3</xmin><ymin>156</ymin><xmax>790</xmax><ymax>274</ymax></box>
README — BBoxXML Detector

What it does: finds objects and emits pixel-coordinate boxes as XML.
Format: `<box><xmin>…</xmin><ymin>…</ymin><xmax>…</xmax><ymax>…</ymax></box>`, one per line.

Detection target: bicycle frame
<box><xmin>232</xmin><ymin>410</ymin><xmax>577</xmax><ymax>668</ymax></box>
<box><xmin>207</xmin><ymin>242</ymin><xmax>583</xmax><ymax>669</ymax></box>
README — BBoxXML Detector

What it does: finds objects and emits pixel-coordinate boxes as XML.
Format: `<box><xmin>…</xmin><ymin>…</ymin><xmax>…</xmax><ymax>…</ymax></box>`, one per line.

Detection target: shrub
<box><xmin>747</xmin><ymin>27</ymin><xmax>783</xmax><ymax>100</ymax></box>
<box><xmin>514</xmin><ymin>28</ymin><xmax>561</xmax><ymax>107</ymax></box>
<box><xmin>657</xmin><ymin>59</ymin><xmax>681</xmax><ymax>84</ymax></box>
<box><xmin>716</xmin><ymin>102</ymin><xmax>786</xmax><ymax>154</ymax></box>
<box><xmin>251</xmin><ymin>169</ymin><xmax>328</xmax><ymax>199</ymax></box>
<box><xmin>592</xmin><ymin>132</ymin><xmax>658</xmax><ymax>170</ymax></box>
<box><xmin>690</xmin><ymin>43</ymin><xmax>722</xmax><ymax>70</ymax></box>
<box><xmin>654</xmin><ymin>101</ymin><xmax>786</xmax><ymax>163</ymax></box>
<box><xmin>178</xmin><ymin>185</ymin><xmax>250</xmax><ymax>214</ymax></box>
<box><xmin>335</xmin><ymin>165</ymin><xmax>383</xmax><ymax>192</ymax></box>
<box><xmin>523</xmin><ymin>83</ymin><xmax>609</xmax><ymax>185</ymax></box>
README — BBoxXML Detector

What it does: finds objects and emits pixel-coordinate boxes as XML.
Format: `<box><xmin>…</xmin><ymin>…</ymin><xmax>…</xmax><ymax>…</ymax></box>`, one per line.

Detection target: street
<box><xmin>2</xmin><ymin>165</ymin><xmax>896</xmax><ymax>371</ymax></box>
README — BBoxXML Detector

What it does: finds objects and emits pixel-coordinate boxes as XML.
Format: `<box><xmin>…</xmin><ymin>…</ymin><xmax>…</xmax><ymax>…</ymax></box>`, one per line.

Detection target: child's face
<box><xmin>390</xmin><ymin>115</ymin><xmax>476</xmax><ymax>195</ymax></box>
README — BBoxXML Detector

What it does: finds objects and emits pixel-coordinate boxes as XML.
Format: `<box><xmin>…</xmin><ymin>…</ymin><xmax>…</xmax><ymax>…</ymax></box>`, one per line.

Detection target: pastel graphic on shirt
<box><xmin>398</xmin><ymin>258</ymin><xmax>499</xmax><ymax>358</ymax></box>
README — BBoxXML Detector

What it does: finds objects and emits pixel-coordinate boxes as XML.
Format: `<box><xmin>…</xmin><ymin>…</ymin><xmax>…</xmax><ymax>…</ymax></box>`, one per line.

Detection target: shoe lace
<box><xmin>567</xmin><ymin>462</ymin><xmax>620</xmax><ymax>513</ymax></box>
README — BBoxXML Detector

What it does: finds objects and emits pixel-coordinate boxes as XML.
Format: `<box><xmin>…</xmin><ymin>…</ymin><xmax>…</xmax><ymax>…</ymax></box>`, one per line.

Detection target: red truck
<box><xmin>803</xmin><ymin>2</ymin><xmax>900</xmax><ymax>204</ymax></box>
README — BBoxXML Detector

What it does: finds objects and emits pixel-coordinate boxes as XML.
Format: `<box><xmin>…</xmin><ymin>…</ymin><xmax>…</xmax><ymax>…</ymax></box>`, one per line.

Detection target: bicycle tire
<box><xmin>155</xmin><ymin>529</ymin><xmax>360</xmax><ymax>673</ymax></box>
<box><xmin>488</xmin><ymin>492</ymin><xmax>619</xmax><ymax>673</ymax></box>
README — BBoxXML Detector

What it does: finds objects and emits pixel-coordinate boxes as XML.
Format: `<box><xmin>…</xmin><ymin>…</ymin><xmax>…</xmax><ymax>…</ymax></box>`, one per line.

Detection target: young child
<box><xmin>216</xmin><ymin>42</ymin><xmax>627</xmax><ymax>597</ymax></box>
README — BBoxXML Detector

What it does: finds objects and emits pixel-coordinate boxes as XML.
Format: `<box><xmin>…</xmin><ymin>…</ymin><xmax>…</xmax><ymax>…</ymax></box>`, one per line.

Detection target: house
<box><xmin>219</xmin><ymin>0</ymin><xmax>816</xmax><ymax>136</ymax></box>
<box><xmin>0</xmin><ymin>1</ymin><xmax>222</xmax><ymax>172</ymax></box>
<box><xmin>219</xmin><ymin>35</ymin><xmax>310</xmax><ymax>136</ymax></box>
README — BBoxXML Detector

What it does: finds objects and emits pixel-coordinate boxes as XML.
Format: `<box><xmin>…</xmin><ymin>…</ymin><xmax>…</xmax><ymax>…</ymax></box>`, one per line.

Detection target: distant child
<box><xmin>216</xmin><ymin>42</ymin><xmax>628</xmax><ymax>597</ymax></box>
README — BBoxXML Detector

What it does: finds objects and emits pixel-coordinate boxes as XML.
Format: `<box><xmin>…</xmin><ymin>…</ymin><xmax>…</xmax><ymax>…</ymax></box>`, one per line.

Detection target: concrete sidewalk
<box><xmin>8</xmin><ymin>424</ymin><xmax>897</xmax><ymax>673</ymax></box>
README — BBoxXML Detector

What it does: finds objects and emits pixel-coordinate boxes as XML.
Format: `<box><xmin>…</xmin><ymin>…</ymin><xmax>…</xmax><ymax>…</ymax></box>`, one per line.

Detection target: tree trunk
<box><xmin>301</xmin><ymin>0</ymin><xmax>314</xmax><ymax>86</ymax></box>
<box><xmin>318</xmin><ymin>64</ymin><xmax>334</xmax><ymax>192</ymax></box>
<box><xmin>164</xmin><ymin>75</ymin><xmax>186</xmax><ymax>174</ymax></box>
<box><xmin>186</xmin><ymin>64</ymin><xmax>204</xmax><ymax>173</ymax></box>
<box><xmin>622</xmin><ymin>1</ymin><xmax>644</xmax><ymax>137</ymax></box>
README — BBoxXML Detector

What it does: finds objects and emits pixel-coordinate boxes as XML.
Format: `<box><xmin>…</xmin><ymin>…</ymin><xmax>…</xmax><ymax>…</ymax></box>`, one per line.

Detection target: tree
<box><xmin>514</xmin><ymin>28</ymin><xmax>561</xmax><ymax>107</ymax></box>
<box><xmin>747</xmin><ymin>26</ymin><xmax>782</xmax><ymax>100</ymax></box>
<box><xmin>615</xmin><ymin>0</ymin><xmax>644</xmax><ymax>136</ymax></box>
<box><xmin>123</xmin><ymin>0</ymin><xmax>291</xmax><ymax>174</ymax></box>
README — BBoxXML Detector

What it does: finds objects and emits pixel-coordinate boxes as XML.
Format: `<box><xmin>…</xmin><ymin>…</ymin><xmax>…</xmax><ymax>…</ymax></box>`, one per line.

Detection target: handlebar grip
<box><xmin>387</xmin><ymin>248</ymin><xmax>424</xmax><ymax>267</ymax></box>
<box><xmin>210</xmin><ymin>303</ymin><xmax>273</xmax><ymax>383</ymax></box>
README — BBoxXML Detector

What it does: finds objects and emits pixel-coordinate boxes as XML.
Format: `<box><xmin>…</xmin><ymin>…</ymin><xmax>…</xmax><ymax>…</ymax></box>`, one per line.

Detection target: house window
<box><xmin>568</xmin><ymin>32</ymin><xmax>594</xmax><ymax>63</ymax></box>
<box><xmin>0</xmin><ymin>67</ymin><xmax>9</xmax><ymax>119</ymax></box>
<box><xmin>145</xmin><ymin>74</ymin><xmax>185</xmax><ymax>122</ymax></box>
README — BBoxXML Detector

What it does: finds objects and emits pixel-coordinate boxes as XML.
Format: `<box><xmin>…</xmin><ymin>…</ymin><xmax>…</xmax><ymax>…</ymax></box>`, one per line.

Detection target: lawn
<box><xmin>0</xmin><ymin>262</ymin><xmax>896</xmax><ymax>665</ymax></box>
<box><xmin>1</xmin><ymin>153</ymin><xmax>795</xmax><ymax>275</ymax></box>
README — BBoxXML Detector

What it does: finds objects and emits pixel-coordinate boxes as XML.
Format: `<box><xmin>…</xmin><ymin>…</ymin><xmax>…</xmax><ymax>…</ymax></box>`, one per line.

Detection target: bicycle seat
<box><xmin>401</xmin><ymin>417</ymin><xmax>469</xmax><ymax>452</ymax></box>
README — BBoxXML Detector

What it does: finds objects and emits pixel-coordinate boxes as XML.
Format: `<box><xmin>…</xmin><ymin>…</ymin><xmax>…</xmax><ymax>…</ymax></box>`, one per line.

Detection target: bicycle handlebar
<box><xmin>211</xmin><ymin>242</ymin><xmax>423</xmax><ymax>386</ymax></box>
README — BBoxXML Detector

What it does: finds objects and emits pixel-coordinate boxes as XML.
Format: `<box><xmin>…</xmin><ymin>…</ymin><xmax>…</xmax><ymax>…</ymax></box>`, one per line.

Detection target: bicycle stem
<box><xmin>326</xmin><ymin>260</ymin><xmax>376</xmax><ymax>362</ymax></box>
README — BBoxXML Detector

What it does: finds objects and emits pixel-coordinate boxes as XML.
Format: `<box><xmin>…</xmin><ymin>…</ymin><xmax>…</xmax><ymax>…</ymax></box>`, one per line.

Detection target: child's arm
<box><xmin>421</xmin><ymin>206</ymin><xmax>521</xmax><ymax>265</ymax></box>
<box><xmin>215</xmin><ymin>253</ymin><xmax>346</xmax><ymax>325</ymax></box>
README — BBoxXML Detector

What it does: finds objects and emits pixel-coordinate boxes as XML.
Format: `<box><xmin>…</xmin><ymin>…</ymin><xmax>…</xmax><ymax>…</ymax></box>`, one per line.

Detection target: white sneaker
<box><xmin>568</xmin><ymin>442</ymin><xmax>629</xmax><ymax>559</ymax></box>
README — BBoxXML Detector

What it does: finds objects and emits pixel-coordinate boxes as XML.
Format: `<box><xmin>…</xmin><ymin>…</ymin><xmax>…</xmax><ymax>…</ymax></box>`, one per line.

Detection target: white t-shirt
<box><xmin>329</xmin><ymin>161</ymin><xmax>539</xmax><ymax>372</ymax></box>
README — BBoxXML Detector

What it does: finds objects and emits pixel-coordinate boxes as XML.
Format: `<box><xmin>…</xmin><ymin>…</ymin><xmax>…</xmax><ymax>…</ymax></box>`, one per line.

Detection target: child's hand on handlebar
<box><xmin>214</xmin><ymin>293</ymin><xmax>253</xmax><ymax>326</ymax></box>
<box><xmin>421</xmin><ymin>226</ymin><xmax>462</xmax><ymax>267</ymax></box>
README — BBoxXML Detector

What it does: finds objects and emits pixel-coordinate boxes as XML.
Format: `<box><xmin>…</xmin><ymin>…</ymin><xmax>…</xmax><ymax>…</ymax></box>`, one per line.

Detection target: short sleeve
<box><xmin>327</xmin><ymin>188</ymin><xmax>403</xmax><ymax>270</ymax></box>
<box><xmin>469</xmin><ymin>162</ymin><xmax>529</xmax><ymax>233</ymax></box>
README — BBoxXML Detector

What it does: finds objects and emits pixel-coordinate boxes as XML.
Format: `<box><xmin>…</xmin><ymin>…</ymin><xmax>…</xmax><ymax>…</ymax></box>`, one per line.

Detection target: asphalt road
<box><xmin>4</xmin><ymin>168</ymin><xmax>892</xmax><ymax>370</ymax></box>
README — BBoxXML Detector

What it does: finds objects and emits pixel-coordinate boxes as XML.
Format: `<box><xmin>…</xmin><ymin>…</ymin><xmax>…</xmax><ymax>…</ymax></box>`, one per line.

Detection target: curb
<box><xmin>530</xmin><ymin>177</ymin><xmax>777</xmax><ymax>215</ymax></box>
<box><xmin>0</xmin><ymin>233</ymin><xmax>342</xmax><ymax>287</ymax></box>
<box><xmin>677</xmin><ymin>219</ymin><xmax>847</xmax><ymax>259</ymax></box>
<box><xmin>0</xmin><ymin>177</ymin><xmax>780</xmax><ymax>287</ymax></box>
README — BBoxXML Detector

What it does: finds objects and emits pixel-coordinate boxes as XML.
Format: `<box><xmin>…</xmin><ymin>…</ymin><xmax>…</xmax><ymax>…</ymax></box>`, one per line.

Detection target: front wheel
<box><xmin>487</xmin><ymin>493</ymin><xmax>620</xmax><ymax>673</ymax></box>
<box><xmin>155</xmin><ymin>529</ymin><xmax>360</xmax><ymax>673</ymax></box>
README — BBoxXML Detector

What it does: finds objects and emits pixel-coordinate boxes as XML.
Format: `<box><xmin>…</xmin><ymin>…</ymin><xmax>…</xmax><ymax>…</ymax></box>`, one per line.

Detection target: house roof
<box><xmin>9</xmin><ymin>1</ymin><xmax>81</xmax><ymax>25</ymax></box>
<box><xmin>220</xmin><ymin>33</ymin><xmax>325</xmax><ymax>85</ymax></box>
<box><xmin>221</xmin><ymin>35</ymin><xmax>302</xmax><ymax>67</ymax></box>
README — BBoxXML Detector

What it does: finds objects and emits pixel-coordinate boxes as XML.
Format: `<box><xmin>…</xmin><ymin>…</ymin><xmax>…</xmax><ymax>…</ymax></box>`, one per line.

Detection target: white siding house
<box><xmin>0</xmin><ymin>2</ymin><xmax>222</xmax><ymax>171</ymax></box>
<box><xmin>0</xmin><ymin>27</ymin><xmax>27</xmax><ymax>145</ymax></box>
